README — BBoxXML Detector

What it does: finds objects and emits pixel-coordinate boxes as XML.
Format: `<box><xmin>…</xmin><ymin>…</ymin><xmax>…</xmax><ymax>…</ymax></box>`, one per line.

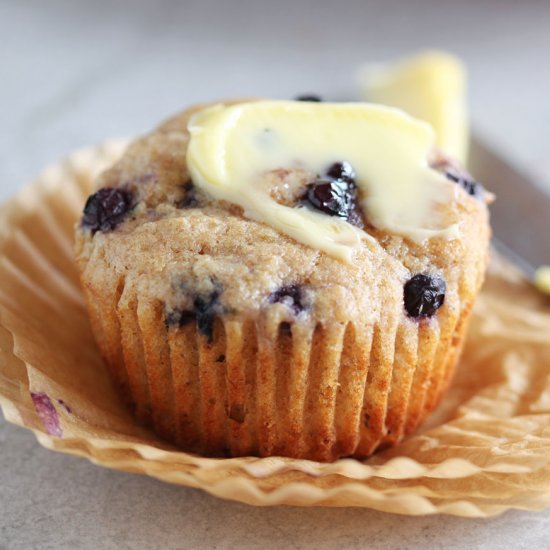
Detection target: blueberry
<box><xmin>165</xmin><ymin>290</ymin><xmax>220</xmax><ymax>343</ymax></box>
<box><xmin>165</xmin><ymin>309</ymin><xmax>196</xmax><ymax>328</ymax></box>
<box><xmin>302</xmin><ymin>160</ymin><xmax>364</xmax><ymax>227</ymax></box>
<box><xmin>326</xmin><ymin>161</ymin><xmax>356</xmax><ymax>183</ymax></box>
<box><xmin>177</xmin><ymin>181</ymin><xmax>199</xmax><ymax>208</ymax></box>
<box><xmin>81</xmin><ymin>188</ymin><xmax>133</xmax><ymax>234</ymax></box>
<box><xmin>305</xmin><ymin>179</ymin><xmax>349</xmax><ymax>217</ymax></box>
<box><xmin>404</xmin><ymin>274</ymin><xmax>446</xmax><ymax>318</ymax></box>
<box><xmin>194</xmin><ymin>293</ymin><xmax>220</xmax><ymax>340</ymax></box>
<box><xmin>269</xmin><ymin>285</ymin><xmax>305</xmax><ymax>314</ymax></box>
<box><xmin>444</xmin><ymin>168</ymin><xmax>483</xmax><ymax>198</ymax></box>
<box><xmin>303</xmin><ymin>179</ymin><xmax>363</xmax><ymax>228</ymax></box>
<box><xmin>432</xmin><ymin>158</ymin><xmax>484</xmax><ymax>199</ymax></box>
<box><xmin>295</xmin><ymin>94</ymin><xmax>322</xmax><ymax>102</ymax></box>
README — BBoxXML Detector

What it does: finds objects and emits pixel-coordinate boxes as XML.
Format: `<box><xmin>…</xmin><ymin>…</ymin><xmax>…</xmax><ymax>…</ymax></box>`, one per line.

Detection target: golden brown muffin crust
<box><xmin>74</xmin><ymin>99</ymin><xmax>491</xmax><ymax>460</ymax></box>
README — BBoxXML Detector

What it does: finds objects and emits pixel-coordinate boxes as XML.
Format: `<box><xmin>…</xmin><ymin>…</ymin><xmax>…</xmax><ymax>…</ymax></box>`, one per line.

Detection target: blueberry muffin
<box><xmin>74</xmin><ymin>99</ymin><xmax>491</xmax><ymax>461</ymax></box>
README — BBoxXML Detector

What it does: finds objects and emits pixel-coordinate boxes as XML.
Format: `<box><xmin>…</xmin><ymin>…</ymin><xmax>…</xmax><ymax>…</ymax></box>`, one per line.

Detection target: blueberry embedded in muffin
<box><xmin>165</xmin><ymin>288</ymin><xmax>221</xmax><ymax>343</ymax></box>
<box><xmin>302</xmin><ymin>161</ymin><xmax>364</xmax><ymax>229</ymax></box>
<box><xmin>430</xmin><ymin>152</ymin><xmax>486</xmax><ymax>199</ymax></box>
<box><xmin>81</xmin><ymin>188</ymin><xmax>134</xmax><ymax>233</ymax></box>
<box><xmin>404</xmin><ymin>273</ymin><xmax>447</xmax><ymax>318</ymax></box>
<box><xmin>268</xmin><ymin>284</ymin><xmax>307</xmax><ymax>315</ymax></box>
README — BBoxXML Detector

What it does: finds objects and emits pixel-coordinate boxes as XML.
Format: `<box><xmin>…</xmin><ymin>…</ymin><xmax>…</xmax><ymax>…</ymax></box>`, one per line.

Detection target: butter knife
<box><xmin>469</xmin><ymin>135</ymin><xmax>550</xmax><ymax>278</ymax></box>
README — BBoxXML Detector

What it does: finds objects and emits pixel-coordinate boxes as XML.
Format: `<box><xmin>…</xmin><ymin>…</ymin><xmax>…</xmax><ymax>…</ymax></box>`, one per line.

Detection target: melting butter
<box><xmin>187</xmin><ymin>100</ymin><xmax>459</xmax><ymax>262</ymax></box>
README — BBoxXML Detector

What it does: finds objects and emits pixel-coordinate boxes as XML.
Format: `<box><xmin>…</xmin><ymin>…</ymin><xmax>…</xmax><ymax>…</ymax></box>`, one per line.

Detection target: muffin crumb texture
<box><xmin>75</xmin><ymin>100</ymin><xmax>491</xmax><ymax>461</ymax></box>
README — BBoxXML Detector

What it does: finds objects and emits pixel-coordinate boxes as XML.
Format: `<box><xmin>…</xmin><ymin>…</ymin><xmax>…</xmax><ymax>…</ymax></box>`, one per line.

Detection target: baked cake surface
<box><xmin>75</xmin><ymin>99</ymin><xmax>491</xmax><ymax>460</ymax></box>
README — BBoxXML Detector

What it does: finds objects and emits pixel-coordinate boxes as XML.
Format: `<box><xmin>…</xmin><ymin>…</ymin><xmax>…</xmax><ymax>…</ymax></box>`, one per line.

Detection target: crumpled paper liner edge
<box><xmin>6</xmin><ymin>410</ymin><xmax>549</xmax><ymax>517</ymax></box>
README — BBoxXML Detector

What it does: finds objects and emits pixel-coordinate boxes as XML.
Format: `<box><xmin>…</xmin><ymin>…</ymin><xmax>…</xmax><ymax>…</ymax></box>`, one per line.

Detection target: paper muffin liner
<box><xmin>81</xmin><ymin>254</ymin><xmax>473</xmax><ymax>462</ymax></box>
<box><xmin>1</xmin><ymin>142</ymin><xmax>550</xmax><ymax>517</ymax></box>
<box><xmin>83</xmin><ymin>274</ymin><xmax>469</xmax><ymax>462</ymax></box>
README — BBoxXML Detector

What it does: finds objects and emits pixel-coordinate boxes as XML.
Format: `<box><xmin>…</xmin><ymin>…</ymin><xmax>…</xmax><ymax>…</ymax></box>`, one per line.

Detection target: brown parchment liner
<box><xmin>1</xmin><ymin>142</ymin><xmax>550</xmax><ymax>517</ymax></box>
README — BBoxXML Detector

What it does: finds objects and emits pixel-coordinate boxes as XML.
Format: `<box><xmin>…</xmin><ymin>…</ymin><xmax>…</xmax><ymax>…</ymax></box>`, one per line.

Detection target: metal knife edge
<box><xmin>469</xmin><ymin>134</ymin><xmax>550</xmax><ymax>278</ymax></box>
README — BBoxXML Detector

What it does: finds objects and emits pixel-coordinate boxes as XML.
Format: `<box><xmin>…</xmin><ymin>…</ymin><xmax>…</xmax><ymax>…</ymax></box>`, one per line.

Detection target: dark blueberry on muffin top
<box><xmin>326</xmin><ymin>161</ymin><xmax>356</xmax><ymax>183</ymax></box>
<box><xmin>82</xmin><ymin>188</ymin><xmax>133</xmax><ymax>234</ymax></box>
<box><xmin>304</xmin><ymin>178</ymin><xmax>363</xmax><ymax>228</ymax></box>
<box><xmin>404</xmin><ymin>274</ymin><xmax>446</xmax><ymax>318</ymax></box>
<box><xmin>269</xmin><ymin>285</ymin><xmax>305</xmax><ymax>314</ymax></box>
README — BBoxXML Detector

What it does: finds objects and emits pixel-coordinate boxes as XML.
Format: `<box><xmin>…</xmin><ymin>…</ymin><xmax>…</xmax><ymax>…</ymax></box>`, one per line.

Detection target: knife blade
<box><xmin>469</xmin><ymin>135</ymin><xmax>550</xmax><ymax>278</ymax></box>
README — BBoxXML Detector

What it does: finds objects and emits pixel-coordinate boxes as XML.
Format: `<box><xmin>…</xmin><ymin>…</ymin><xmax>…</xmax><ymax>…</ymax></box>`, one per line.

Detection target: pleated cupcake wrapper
<box><xmin>1</xmin><ymin>142</ymin><xmax>550</xmax><ymax>517</ymax></box>
<box><xmin>81</xmin><ymin>268</ymin><xmax>464</xmax><ymax>461</ymax></box>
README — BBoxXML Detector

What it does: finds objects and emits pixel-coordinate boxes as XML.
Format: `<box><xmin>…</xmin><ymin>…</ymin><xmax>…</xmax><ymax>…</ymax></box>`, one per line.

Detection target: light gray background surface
<box><xmin>1</xmin><ymin>1</ymin><xmax>550</xmax><ymax>548</ymax></box>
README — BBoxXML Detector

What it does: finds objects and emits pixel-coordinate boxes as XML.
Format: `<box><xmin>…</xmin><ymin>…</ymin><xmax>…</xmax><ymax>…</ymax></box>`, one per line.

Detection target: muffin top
<box><xmin>75</xmin><ymin>99</ymin><xmax>491</xmax><ymax>340</ymax></box>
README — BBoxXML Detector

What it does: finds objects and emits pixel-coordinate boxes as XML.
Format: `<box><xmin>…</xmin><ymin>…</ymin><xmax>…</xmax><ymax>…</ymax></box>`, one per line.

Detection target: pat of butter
<box><xmin>535</xmin><ymin>266</ymin><xmax>550</xmax><ymax>296</ymax></box>
<box><xmin>187</xmin><ymin>100</ymin><xmax>459</xmax><ymax>262</ymax></box>
<box><xmin>360</xmin><ymin>51</ymin><xmax>469</xmax><ymax>164</ymax></box>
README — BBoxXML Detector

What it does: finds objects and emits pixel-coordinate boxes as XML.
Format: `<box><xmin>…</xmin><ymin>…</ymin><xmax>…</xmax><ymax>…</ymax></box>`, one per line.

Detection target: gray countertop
<box><xmin>2</xmin><ymin>1</ymin><xmax>550</xmax><ymax>548</ymax></box>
